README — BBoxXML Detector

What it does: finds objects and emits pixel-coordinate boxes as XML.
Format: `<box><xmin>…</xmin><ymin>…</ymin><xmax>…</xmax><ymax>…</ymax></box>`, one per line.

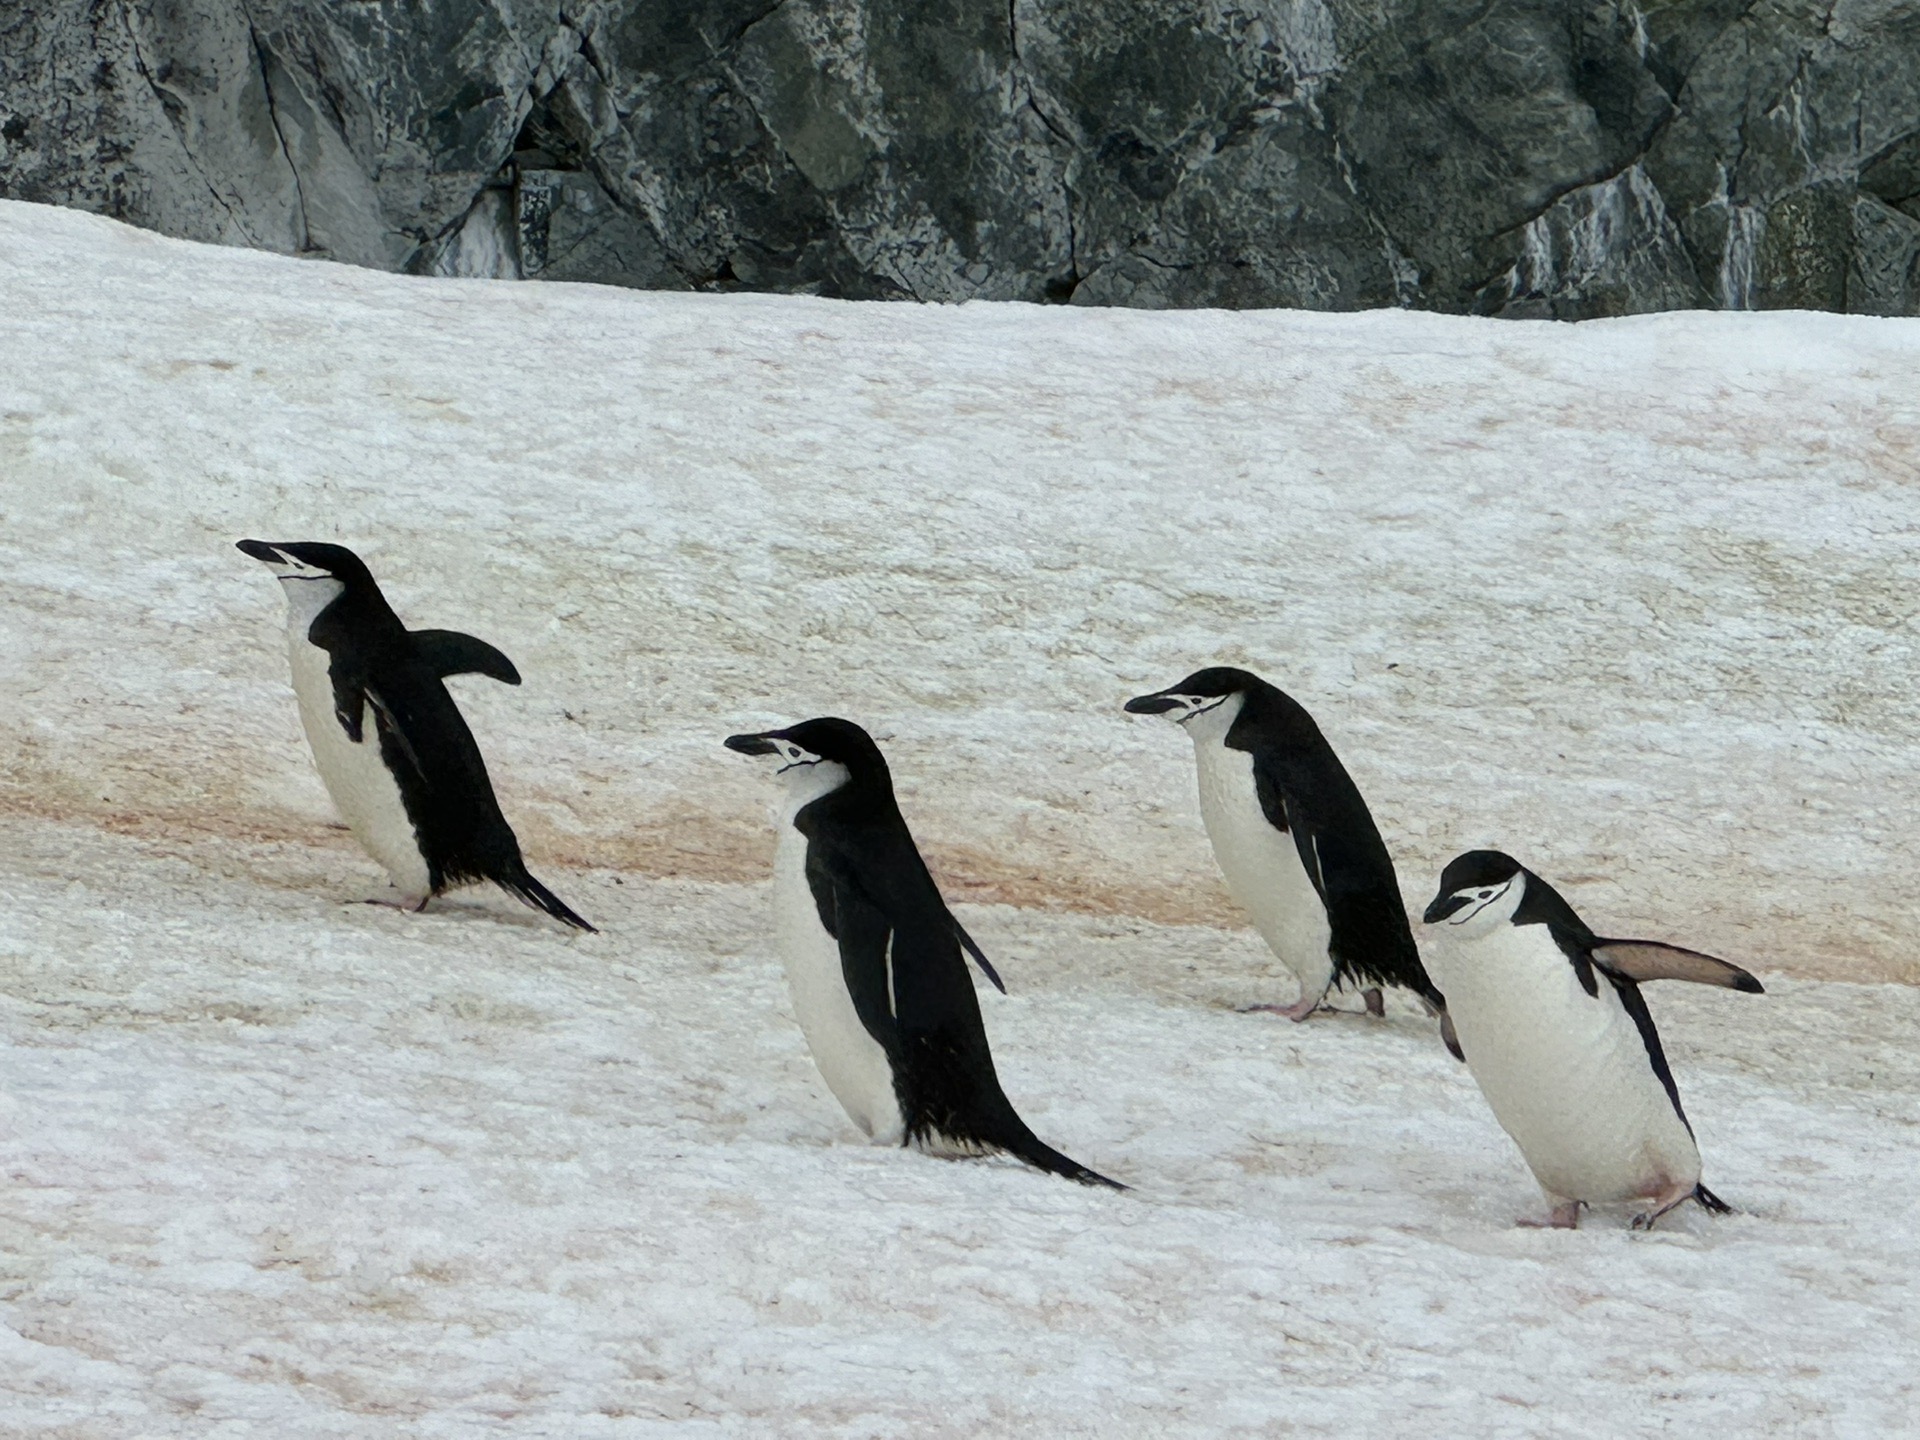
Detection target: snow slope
<box><xmin>4</xmin><ymin>203</ymin><xmax>1919</xmax><ymax>982</ymax></box>
<box><xmin>2</xmin><ymin>200</ymin><xmax>1918</xmax><ymax>1433</ymax></box>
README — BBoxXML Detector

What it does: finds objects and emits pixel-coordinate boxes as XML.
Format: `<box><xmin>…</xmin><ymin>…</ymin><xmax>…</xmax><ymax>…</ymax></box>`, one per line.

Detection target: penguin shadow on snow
<box><xmin>235</xmin><ymin>539</ymin><xmax>595</xmax><ymax>934</ymax></box>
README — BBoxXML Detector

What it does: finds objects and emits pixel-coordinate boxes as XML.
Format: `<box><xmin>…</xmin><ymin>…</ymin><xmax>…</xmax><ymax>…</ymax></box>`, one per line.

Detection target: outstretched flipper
<box><xmin>412</xmin><ymin>629</ymin><xmax>522</xmax><ymax>686</ymax></box>
<box><xmin>1592</xmin><ymin>941</ymin><xmax>1763</xmax><ymax>993</ymax></box>
<box><xmin>493</xmin><ymin>863</ymin><xmax>597</xmax><ymax>932</ymax></box>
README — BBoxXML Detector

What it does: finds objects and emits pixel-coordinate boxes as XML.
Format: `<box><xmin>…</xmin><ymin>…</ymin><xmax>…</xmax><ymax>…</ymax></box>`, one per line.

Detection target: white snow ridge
<box><xmin>2</xmin><ymin>198</ymin><xmax>1918</xmax><ymax>1434</ymax></box>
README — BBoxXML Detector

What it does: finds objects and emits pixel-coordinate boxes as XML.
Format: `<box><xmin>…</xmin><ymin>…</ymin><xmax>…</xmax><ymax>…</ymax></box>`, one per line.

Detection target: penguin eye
<box><xmin>1477</xmin><ymin>889</ymin><xmax>1493</xmax><ymax>899</ymax></box>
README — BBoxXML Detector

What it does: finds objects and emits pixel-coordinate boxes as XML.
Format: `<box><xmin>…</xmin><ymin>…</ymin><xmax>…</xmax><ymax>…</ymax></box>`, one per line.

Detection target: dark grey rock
<box><xmin>1327</xmin><ymin>0</ymin><xmax>1675</xmax><ymax>311</ymax></box>
<box><xmin>515</xmin><ymin>165</ymin><xmax>684</xmax><ymax>287</ymax></box>
<box><xmin>1478</xmin><ymin>163</ymin><xmax>1707</xmax><ymax>318</ymax></box>
<box><xmin>1645</xmin><ymin>0</ymin><xmax>1920</xmax><ymax>315</ymax></box>
<box><xmin>1851</xmin><ymin>194</ymin><xmax>1920</xmax><ymax>314</ymax></box>
<box><xmin>0</xmin><ymin>0</ymin><xmax>545</xmax><ymax>268</ymax></box>
<box><xmin>1862</xmin><ymin>129</ymin><xmax>1920</xmax><ymax>220</ymax></box>
<box><xmin>3</xmin><ymin>0</ymin><xmax>1917</xmax><ymax>315</ymax></box>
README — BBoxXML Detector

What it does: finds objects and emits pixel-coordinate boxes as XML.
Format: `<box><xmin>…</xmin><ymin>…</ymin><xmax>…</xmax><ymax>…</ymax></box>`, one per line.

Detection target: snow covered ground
<box><xmin>2</xmin><ymin>199</ymin><xmax>1918</xmax><ymax>1433</ymax></box>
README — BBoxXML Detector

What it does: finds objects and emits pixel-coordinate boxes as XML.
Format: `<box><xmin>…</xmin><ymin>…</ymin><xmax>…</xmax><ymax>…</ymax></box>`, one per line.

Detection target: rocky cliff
<box><xmin>3</xmin><ymin>1</ymin><xmax>1916</xmax><ymax>315</ymax></box>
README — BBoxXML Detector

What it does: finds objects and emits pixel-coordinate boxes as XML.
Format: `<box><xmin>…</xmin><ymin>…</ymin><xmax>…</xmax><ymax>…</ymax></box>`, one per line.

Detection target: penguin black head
<box><xmin>725</xmin><ymin>717</ymin><xmax>891</xmax><ymax>792</ymax></box>
<box><xmin>1124</xmin><ymin>667</ymin><xmax>1258</xmax><ymax>725</ymax></box>
<box><xmin>1423</xmin><ymin>850</ymin><xmax>1526</xmax><ymax>928</ymax></box>
<box><xmin>236</xmin><ymin>539</ymin><xmax>377</xmax><ymax>591</ymax></box>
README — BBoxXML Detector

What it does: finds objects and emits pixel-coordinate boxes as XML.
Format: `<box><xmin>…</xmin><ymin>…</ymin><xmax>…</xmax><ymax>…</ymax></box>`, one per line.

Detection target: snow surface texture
<box><xmin>1</xmin><ymin>199</ymin><xmax>1917</xmax><ymax>1433</ymax></box>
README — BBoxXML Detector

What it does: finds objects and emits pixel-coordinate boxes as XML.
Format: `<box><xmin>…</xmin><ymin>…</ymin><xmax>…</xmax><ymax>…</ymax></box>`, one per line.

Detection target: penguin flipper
<box><xmin>952</xmin><ymin>921</ymin><xmax>1006</xmax><ymax>994</ymax></box>
<box><xmin>323</xmin><ymin>658</ymin><xmax>367</xmax><ymax>742</ymax></box>
<box><xmin>1591</xmin><ymin>941</ymin><xmax>1763</xmax><ymax>993</ymax></box>
<box><xmin>493</xmin><ymin>865</ymin><xmax>597</xmax><ymax>932</ymax></box>
<box><xmin>1264</xmin><ymin>774</ymin><xmax>1442</xmax><ymax>1004</ymax></box>
<box><xmin>304</xmin><ymin>610</ymin><xmax>371</xmax><ymax>741</ymax></box>
<box><xmin>811</xmin><ymin>851</ymin><xmax>1114</xmax><ymax>1188</ymax></box>
<box><xmin>364</xmin><ymin>686</ymin><xmax>425</xmax><ymax>779</ymax></box>
<box><xmin>1440</xmin><ymin>1008</ymin><xmax>1465</xmax><ymax>1062</ymax></box>
<box><xmin>1307</xmin><ymin>836</ymin><xmax>1443</xmax><ymax>1004</ymax></box>
<box><xmin>412</xmin><ymin>629</ymin><xmax>522</xmax><ymax>686</ymax></box>
<box><xmin>802</xmin><ymin>853</ymin><xmax>904</xmax><ymax>1052</ymax></box>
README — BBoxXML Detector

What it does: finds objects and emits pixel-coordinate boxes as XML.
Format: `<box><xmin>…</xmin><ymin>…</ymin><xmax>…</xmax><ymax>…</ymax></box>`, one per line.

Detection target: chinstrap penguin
<box><xmin>1422</xmin><ymin>849</ymin><xmax>1762</xmax><ymax>1230</ymax></box>
<box><xmin>1126</xmin><ymin>668</ymin><xmax>1444</xmax><ymax>1021</ymax></box>
<box><xmin>238</xmin><ymin>539</ymin><xmax>593</xmax><ymax>931</ymax></box>
<box><xmin>725</xmin><ymin>717</ymin><xmax>1121</xmax><ymax>1188</ymax></box>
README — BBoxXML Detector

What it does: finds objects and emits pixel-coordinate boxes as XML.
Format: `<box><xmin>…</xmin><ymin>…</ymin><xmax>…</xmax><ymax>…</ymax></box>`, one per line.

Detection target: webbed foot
<box><xmin>1631</xmin><ymin>1181</ymin><xmax>1700</xmax><ymax>1231</ymax></box>
<box><xmin>1520</xmin><ymin>1200</ymin><xmax>1583</xmax><ymax>1230</ymax></box>
<box><xmin>360</xmin><ymin>890</ymin><xmax>430</xmax><ymax>913</ymax></box>
<box><xmin>1240</xmin><ymin>995</ymin><xmax>1323</xmax><ymax>1022</ymax></box>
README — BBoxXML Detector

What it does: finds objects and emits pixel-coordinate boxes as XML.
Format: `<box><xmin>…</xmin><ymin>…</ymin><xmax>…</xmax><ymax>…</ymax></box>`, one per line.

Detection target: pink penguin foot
<box><xmin>361</xmin><ymin>890</ymin><xmax>431</xmax><ymax>913</ymax></box>
<box><xmin>1631</xmin><ymin>1181</ymin><xmax>1700</xmax><ymax>1232</ymax></box>
<box><xmin>1519</xmin><ymin>1200</ymin><xmax>1583</xmax><ymax>1230</ymax></box>
<box><xmin>1240</xmin><ymin>995</ymin><xmax>1325</xmax><ymax>1022</ymax></box>
<box><xmin>1363</xmin><ymin>987</ymin><xmax>1386</xmax><ymax>1017</ymax></box>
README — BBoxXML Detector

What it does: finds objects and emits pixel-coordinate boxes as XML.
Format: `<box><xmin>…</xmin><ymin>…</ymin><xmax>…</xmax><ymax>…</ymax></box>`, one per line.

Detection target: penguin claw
<box><xmin>1630</xmin><ymin>1181</ymin><xmax>1701</xmax><ymax>1231</ymax></box>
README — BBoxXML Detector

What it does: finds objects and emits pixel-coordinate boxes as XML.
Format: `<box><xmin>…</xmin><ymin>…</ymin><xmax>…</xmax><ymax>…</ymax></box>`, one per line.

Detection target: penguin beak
<box><xmin>1124</xmin><ymin>691</ymin><xmax>1182</xmax><ymax>715</ymax></box>
<box><xmin>238</xmin><ymin>539</ymin><xmax>334</xmax><ymax>582</ymax></box>
<box><xmin>1423</xmin><ymin>893</ymin><xmax>1468</xmax><ymax>925</ymax></box>
<box><xmin>724</xmin><ymin>732</ymin><xmax>780</xmax><ymax>757</ymax></box>
<box><xmin>236</xmin><ymin>538</ymin><xmax>287</xmax><ymax>565</ymax></box>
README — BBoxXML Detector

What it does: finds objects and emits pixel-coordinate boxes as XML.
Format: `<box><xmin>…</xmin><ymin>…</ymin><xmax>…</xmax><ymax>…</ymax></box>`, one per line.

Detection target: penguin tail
<box><xmin>1692</xmin><ymin>1182</ymin><xmax>1734</xmax><ymax>1215</ymax></box>
<box><xmin>495</xmin><ymin>866</ymin><xmax>598</xmax><ymax>933</ymax></box>
<box><xmin>997</xmin><ymin>1126</ymin><xmax>1127</xmax><ymax>1191</ymax></box>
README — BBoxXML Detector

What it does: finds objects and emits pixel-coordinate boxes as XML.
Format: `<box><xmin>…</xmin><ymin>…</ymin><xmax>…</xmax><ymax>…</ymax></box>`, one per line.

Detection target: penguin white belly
<box><xmin>1192</xmin><ymin>739</ymin><xmax>1334</xmax><ymax>1000</ymax></box>
<box><xmin>286</xmin><ymin>636</ymin><xmax>433</xmax><ymax>902</ymax></box>
<box><xmin>770</xmin><ymin>826</ymin><xmax>905</xmax><ymax>1146</ymax></box>
<box><xmin>1429</xmin><ymin>926</ymin><xmax>1700</xmax><ymax>1204</ymax></box>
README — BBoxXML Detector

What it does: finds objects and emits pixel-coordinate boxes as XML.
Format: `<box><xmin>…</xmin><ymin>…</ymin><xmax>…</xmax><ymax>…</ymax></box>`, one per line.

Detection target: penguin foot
<box><xmin>1520</xmin><ymin>1200</ymin><xmax>1583</xmax><ymax>1230</ymax></box>
<box><xmin>1239</xmin><ymin>991</ymin><xmax>1326</xmax><ymax>1022</ymax></box>
<box><xmin>1363</xmin><ymin>988</ymin><xmax>1385</xmax><ymax>1017</ymax></box>
<box><xmin>360</xmin><ymin>890</ymin><xmax>430</xmax><ymax>913</ymax></box>
<box><xmin>1631</xmin><ymin>1181</ymin><xmax>1701</xmax><ymax>1231</ymax></box>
